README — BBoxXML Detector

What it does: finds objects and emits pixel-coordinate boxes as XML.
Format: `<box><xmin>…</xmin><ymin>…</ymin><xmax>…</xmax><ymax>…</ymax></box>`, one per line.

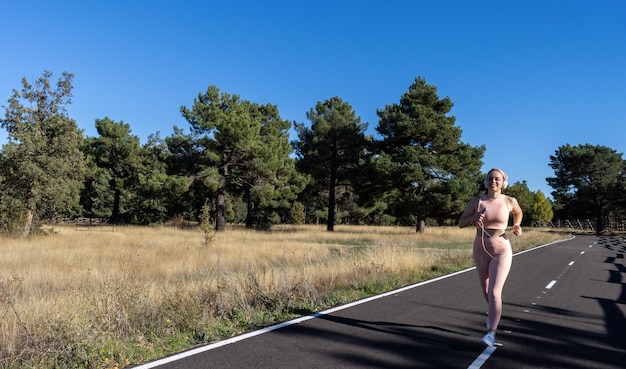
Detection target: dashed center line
<box><xmin>545</xmin><ymin>280</ymin><xmax>557</xmax><ymax>289</ymax></box>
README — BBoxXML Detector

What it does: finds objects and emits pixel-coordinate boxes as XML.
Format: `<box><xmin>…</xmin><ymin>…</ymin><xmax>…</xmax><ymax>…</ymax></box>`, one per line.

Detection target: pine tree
<box><xmin>244</xmin><ymin>103</ymin><xmax>307</xmax><ymax>229</ymax></box>
<box><xmin>131</xmin><ymin>133</ymin><xmax>189</xmax><ymax>224</ymax></box>
<box><xmin>293</xmin><ymin>97</ymin><xmax>369</xmax><ymax>231</ymax></box>
<box><xmin>181</xmin><ymin>85</ymin><xmax>306</xmax><ymax>231</ymax></box>
<box><xmin>374</xmin><ymin>77</ymin><xmax>484</xmax><ymax>231</ymax></box>
<box><xmin>548</xmin><ymin>143</ymin><xmax>625</xmax><ymax>233</ymax></box>
<box><xmin>83</xmin><ymin>117</ymin><xmax>142</xmax><ymax>224</ymax></box>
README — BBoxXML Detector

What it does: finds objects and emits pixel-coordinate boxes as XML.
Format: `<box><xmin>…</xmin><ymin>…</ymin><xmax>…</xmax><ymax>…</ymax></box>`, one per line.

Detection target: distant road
<box><xmin>133</xmin><ymin>234</ymin><xmax>626</xmax><ymax>369</ymax></box>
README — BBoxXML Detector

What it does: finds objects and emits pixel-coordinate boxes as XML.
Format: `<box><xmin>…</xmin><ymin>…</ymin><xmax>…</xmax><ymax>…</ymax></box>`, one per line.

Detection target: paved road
<box><xmin>134</xmin><ymin>234</ymin><xmax>626</xmax><ymax>369</ymax></box>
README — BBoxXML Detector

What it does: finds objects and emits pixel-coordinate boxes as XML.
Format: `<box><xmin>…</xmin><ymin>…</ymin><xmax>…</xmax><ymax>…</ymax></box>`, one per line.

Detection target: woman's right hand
<box><xmin>476</xmin><ymin>209</ymin><xmax>486</xmax><ymax>224</ymax></box>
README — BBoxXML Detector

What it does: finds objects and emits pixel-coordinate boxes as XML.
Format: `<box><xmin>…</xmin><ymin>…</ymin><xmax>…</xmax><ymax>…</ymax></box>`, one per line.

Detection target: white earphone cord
<box><xmin>478</xmin><ymin>219</ymin><xmax>496</xmax><ymax>259</ymax></box>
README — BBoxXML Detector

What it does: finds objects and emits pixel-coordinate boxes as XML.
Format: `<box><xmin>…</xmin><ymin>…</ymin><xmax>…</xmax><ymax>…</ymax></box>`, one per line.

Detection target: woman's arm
<box><xmin>508</xmin><ymin>196</ymin><xmax>523</xmax><ymax>235</ymax></box>
<box><xmin>458</xmin><ymin>196</ymin><xmax>481</xmax><ymax>228</ymax></box>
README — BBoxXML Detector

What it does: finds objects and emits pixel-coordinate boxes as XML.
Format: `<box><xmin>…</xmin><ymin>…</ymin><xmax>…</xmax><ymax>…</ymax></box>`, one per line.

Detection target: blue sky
<box><xmin>2</xmin><ymin>1</ymin><xmax>625</xmax><ymax>197</ymax></box>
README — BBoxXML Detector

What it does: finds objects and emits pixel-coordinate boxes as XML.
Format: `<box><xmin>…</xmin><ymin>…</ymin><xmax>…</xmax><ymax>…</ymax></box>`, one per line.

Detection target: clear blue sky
<box><xmin>2</xmin><ymin>1</ymin><xmax>625</xmax><ymax>197</ymax></box>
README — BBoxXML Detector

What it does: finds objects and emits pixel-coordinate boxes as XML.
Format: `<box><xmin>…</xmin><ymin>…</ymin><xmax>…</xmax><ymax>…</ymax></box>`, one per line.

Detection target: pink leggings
<box><xmin>473</xmin><ymin>233</ymin><xmax>512</xmax><ymax>332</ymax></box>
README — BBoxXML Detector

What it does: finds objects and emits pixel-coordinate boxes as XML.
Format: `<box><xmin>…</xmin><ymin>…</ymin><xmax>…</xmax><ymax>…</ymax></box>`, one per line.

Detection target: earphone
<box><xmin>483</xmin><ymin>168</ymin><xmax>508</xmax><ymax>189</ymax></box>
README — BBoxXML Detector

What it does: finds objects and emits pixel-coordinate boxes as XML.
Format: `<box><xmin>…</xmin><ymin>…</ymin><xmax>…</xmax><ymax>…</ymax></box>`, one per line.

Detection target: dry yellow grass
<box><xmin>0</xmin><ymin>224</ymin><xmax>568</xmax><ymax>368</ymax></box>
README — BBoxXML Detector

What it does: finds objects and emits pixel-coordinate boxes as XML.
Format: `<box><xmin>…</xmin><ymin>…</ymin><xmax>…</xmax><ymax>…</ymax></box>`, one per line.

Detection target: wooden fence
<box><xmin>72</xmin><ymin>217</ymin><xmax>115</xmax><ymax>231</ymax></box>
<box><xmin>532</xmin><ymin>219</ymin><xmax>626</xmax><ymax>232</ymax></box>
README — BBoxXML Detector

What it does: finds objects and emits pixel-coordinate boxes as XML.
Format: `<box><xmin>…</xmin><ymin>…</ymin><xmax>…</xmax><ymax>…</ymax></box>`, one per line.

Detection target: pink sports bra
<box><xmin>477</xmin><ymin>195</ymin><xmax>511</xmax><ymax>229</ymax></box>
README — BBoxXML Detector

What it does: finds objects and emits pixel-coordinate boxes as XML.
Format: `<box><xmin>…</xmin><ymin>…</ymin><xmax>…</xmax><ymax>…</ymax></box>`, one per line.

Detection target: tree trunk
<box><xmin>595</xmin><ymin>211</ymin><xmax>603</xmax><ymax>235</ymax></box>
<box><xmin>215</xmin><ymin>188</ymin><xmax>226</xmax><ymax>232</ymax></box>
<box><xmin>327</xmin><ymin>174</ymin><xmax>336</xmax><ymax>232</ymax></box>
<box><xmin>416</xmin><ymin>219</ymin><xmax>425</xmax><ymax>233</ymax></box>
<box><xmin>415</xmin><ymin>206</ymin><xmax>426</xmax><ymax>233</ymax></box>
<box><xmin>245</xmin><ymin>187</ymin><xmax>254</xmax><ymax>229</ymax></box>
<box><xmin>110</xmin><ymin>189</ymin><xmax>121</xmax><ymax>224</ymax></box>
<box><xmin>216</xmin><ymin>161</ymin><xmax>228</xmax><ymax>232</ymax></box>
<box><xmin>21</xmin><ymin>209</ymin><xmax>34</xmax><ymax>237</ymax></box>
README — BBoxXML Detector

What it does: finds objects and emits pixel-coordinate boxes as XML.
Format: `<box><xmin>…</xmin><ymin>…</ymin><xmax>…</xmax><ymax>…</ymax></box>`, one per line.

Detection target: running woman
<box><xmin>458</xmin><ymin>168</ymin><xmax>523</xmax><ymax>347</ymax></box>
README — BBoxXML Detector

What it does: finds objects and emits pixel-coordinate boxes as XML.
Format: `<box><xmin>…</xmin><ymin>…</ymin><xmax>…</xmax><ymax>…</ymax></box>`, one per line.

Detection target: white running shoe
<box><xmin>481</xmin><ymin>332</ymin><xmax>495</xmax><ymax>347</ymax></box>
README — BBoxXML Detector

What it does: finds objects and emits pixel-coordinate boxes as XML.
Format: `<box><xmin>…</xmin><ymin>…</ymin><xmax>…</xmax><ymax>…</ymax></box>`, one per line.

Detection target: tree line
<box><xmin>1</xmin><ymin>71</ymin><xmax>624</xmax><ymax>236</ymax></box>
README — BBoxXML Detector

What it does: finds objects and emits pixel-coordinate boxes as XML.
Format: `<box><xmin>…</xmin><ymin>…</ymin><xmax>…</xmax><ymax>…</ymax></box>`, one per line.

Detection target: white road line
<box><xmin>132</xmin><ymin>267</ymin><xmax>476</xmax><ymax>368</ymax></box>
<box><xmin>568</xmin><ymin>261</ymin><xmax>574</xmax><ymax>266</ymax></box>
<box><xmin>546</xmin><ymin>280</ymin><xmax>557</xmax><ymax>289</ymax></box>
<box><xmin>467</xmin><ymin>346</ymin><xmax>497</xmax><ymax>369</ymax></box>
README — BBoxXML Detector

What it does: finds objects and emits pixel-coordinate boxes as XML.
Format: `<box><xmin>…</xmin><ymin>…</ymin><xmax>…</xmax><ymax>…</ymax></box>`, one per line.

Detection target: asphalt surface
<box><xmin>134</xmin><ymin>234</ymin><xmax>626</xmax><ymax>369</ymax></box>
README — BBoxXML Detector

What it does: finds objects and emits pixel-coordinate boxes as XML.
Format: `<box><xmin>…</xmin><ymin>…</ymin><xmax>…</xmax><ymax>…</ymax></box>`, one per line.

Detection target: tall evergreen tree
<box><xmin>80</xmin><ymin>147</ymin><xmax>113</xmax><ymax>219</ymax></box>
<box><xmin>0</xmin><ymin>71</ymin><xmax>85</xmax><ymax>236</ymax></box>
<box><xmin>244</xmin><ymin>104</ymin><xmax>308</xmax><ymax>229</ymax></box>
<box><xmin>131</xmin><ymin>133</ymin><xmax>189</xmax><ymax>224</ymax></box>
<box><xmin>375</xmin><ymin>77</ymin><xmax>484</xmax><ymax>231</ymax></box>
<box><xmin>83</xmin><ymin>117</ymin><xmax>143</xmax><ymax>223</ymax></box>
<box><xmin>547</xmin><ymin>143</ymin><xmax>625</xmax><ymax>233</ymax></box>
<box><xmin>293</xmin><ymin>97</ymin><xmax>369</xmax><ymax>231</ymax></box>
<box><xmin>181</xmin><ymin>85</ymin><xmax>305</xmax><ymax>231</ymax></box>
<box><xmin>165</xmin><ymin>126</ymin><xmax>218</xmax><ymax>220</ymax></box>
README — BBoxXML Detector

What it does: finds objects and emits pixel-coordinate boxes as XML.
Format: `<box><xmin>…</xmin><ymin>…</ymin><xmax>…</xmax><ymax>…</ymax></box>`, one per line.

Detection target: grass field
<box><xmin>0</xmin><ymin>224</ymin><xmax>570</xmax><ymax>368</ymax></box>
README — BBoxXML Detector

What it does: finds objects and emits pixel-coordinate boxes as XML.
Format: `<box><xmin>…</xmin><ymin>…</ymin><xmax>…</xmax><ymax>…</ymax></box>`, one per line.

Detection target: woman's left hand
<box><xmin>513</xmin><ymin>224</ymin><xmax>522</xmax><ymax>236</ymax></box>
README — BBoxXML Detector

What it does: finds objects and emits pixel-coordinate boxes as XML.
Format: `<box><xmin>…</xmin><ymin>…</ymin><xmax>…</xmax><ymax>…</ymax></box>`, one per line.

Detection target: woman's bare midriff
<box><xmin>476</xmin><ymin>228</ymin><xmax>506</xmax><ymax>238</ymax></box>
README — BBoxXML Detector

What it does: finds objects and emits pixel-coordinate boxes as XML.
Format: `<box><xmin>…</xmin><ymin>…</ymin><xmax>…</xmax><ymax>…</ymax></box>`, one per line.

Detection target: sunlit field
<box><xmin>0</xmin><ymin>224</ymin><xmax>570</xmax><ymax>368</ymax></box>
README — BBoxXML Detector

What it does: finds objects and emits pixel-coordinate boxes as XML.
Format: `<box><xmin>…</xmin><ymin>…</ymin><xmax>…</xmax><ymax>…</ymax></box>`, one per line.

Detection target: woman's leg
<box><xmin>473</xmin><ymin>237</ymin><xmax>490</xmax><ymax>302</ymax></box>
<box><xmin>486</xmin><ymin>240</ymin><xmax>512</xmax><ymax>331</ymax></box>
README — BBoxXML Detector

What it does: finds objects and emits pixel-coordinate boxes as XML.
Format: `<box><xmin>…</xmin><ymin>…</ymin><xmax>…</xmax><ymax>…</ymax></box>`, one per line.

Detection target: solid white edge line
<box><xmin>134</xmin><ymin>235</ymin><xmax>576</xmax><ymax>368</ymax></box>
<box><xmin>467</xmin><ymin>346</ymin><xmax>497</xmax><ymax>369</ymax></box>
<box><xmin>511</xmin><ymin>235</ymin><xmax>575</xmax><ymax>256</ymax></box>
<box><xmin>133</xmin><ymin>267</ymin><xmax>476</xmax><ymax>368</ymax></box>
